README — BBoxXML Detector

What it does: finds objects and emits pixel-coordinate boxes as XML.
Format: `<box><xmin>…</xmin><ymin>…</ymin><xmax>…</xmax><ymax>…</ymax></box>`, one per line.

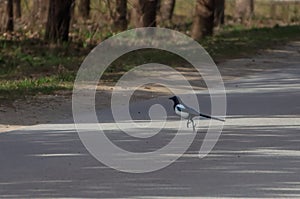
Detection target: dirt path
<box><xmin>1</xmin><ymin>41</ymin><xmax>299</xmax><ymax>133</ymax></box>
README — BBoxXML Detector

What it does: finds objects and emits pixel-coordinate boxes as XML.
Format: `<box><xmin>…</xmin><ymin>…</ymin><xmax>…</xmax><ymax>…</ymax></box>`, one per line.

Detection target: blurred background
<box><xmin>0</xmin><ymin>0</ymin><xmax>299</xmax><ymax>100</ymax></box>
<box><xmin>1</xmin><ymin>0</ymin><xmax>299</xmax><ymax>41</ymax></box>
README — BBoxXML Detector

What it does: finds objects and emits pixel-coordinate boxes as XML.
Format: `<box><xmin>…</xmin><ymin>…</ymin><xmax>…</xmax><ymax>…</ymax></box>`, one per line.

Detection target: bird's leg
<box><xmin>191</xmin><ymin>119</ymin><xmax>196</xmax><ymax>131</ymax></box>
<box><xmin>187</xmin><ymin>119</ymin><xmax>190</xmax><ymax>128</ymax></box>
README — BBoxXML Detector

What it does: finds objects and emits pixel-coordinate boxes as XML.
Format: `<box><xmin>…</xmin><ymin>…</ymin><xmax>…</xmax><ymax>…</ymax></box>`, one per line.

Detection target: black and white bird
<box><xmin>169</xmin><ymin>96</ymin><xmax>225</xmax><ymax>130</ymax></box>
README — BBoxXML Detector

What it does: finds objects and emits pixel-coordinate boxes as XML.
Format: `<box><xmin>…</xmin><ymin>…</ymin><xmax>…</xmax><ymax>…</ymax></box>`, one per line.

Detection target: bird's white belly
<box><xmin>175</xmin><ymin>108</ymin><xmax>189</xmax><ymax>119</ymax></box>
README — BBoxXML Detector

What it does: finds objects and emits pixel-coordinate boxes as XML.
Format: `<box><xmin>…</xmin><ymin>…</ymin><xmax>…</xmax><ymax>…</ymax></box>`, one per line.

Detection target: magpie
<box><xmin>169</xmin><ymin>96</ymin><xmax>225</xmax><ymax>131</ymax></box>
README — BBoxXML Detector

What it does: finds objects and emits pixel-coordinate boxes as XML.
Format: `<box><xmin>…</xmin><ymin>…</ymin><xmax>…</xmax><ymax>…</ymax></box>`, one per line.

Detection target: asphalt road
<box><xmin>1</xmin><ymin>64</ymin><xmax>300</xmax><ymax>198</ymax></box>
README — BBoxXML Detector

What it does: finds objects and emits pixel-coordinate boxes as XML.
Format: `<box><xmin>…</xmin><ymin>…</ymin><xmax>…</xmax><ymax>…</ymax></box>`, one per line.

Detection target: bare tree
<box><xmin>78</xmin><ymin>0</ymin><xmax>90</xmax><ymax>19</ymax></box>
<box><xmin>214</xmin><ymin>0</ymin><xmax>224</xmax><ymax>27</ymax></box>
<box><xmin>160</xmin><ymin>0</ymin><xmax>176</xmax><ymax>23</ymax></box>
<box><xmin>6</xmin><ymin>0</ymin><xmax>14</xmax><ymax>31</ymax></box>
<box><xmin>14</xmin><ymin>0</ymin><xmax>21</xmax><ymax>18</ymax></box>
<box><xmin>131</xmin><ymin>0</ymin><xmax>159</xmax><ymax>27</ymax></box>
<box><xmin>45</xmin><ymin>0</ymin><xmax>75</xmax><ymax>42</ymax></box>
<box><xmin>235</xmin><ymin>0</ymin><xmax>254</xmax><ymax>23</ymax></box>
<box><xmin>191</xmin><ymin>0</ymin><xmax>215</xmax><ymax>40</ymax></box>
<box><xmin>113</xmin><ymin>0</ymin><xmax>128</xmax><ymax>31</ymax></box>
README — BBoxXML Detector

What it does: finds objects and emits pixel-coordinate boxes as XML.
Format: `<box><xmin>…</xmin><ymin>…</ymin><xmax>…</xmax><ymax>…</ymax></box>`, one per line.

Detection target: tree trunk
<box><xmin>14</xmin><ymin>0</ymin><xmax>21</xmax><ymax>18</ymax></box>
<box><xmin>160</xmin><ymin>0</ymin><xmax>176</xmax><ymax>22</ymax></box>
<box><xmin>6</xmin><ymin>0</ymin><xmax>14</xmax><ymax>31</ymax></box>
<box><xmin>78</xmin><ymin>0</ymin><xmax>90</xmax><ymax>19</ymax></box>
<box><xmin>214</xmin><ymin>0</ymin><xmax>224</xmax><ymax>27</ymax></box>
<box><xmin>235</xmin><ymin>0</ymin><xmax>254</xmax><ymax>23</ymax></box>
<box><xmin>34</xmin><ymin>0</ymin><xmax>49</xmax><ymax>23</ymax></box>
<box><xmin>114</xmin><ymin>0</ymin><xmax>127</xmax><ymax>31</ymax></box>
<box><xmin>191</xmin><ymin>0</ymin><xmax>215</xmax><ymax>40</ymax></box>
<box><xmin>45</xmin><ymin>0</ymin><xmax>74</xmax><ymax>43</ymax></box>
<box><xmin>132</xmin><ymin>0</ymin><xmax>158</xmax><ymax>27</ymax></box>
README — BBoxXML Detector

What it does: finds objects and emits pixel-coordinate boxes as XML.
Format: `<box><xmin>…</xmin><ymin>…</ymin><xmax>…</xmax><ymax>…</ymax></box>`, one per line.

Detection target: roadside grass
<box><xmin>0</xmin><ymin>38</ymin><xmax>86</xmax><ymax>100</ymax></box>
<box><xmin>0</xmin><ymin>76</ymin><xmax>73</xmax><ymax>100</ymax></box>
<box><xmin>204</xmin><ymin>24</ymin><xmax>300</xmax><ymax>60</ymax></box>
<box><xmin>1</xmin><ymin>25</ymin><xmax>300</xmax><ymax>100</ymax></box>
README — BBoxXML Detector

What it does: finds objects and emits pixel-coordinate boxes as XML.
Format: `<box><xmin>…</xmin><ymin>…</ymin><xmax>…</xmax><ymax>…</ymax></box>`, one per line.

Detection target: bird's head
<box><xmin>169</xmin><ymin>96</ymin><xmax>180</xmax><ymax>105</ymax></box>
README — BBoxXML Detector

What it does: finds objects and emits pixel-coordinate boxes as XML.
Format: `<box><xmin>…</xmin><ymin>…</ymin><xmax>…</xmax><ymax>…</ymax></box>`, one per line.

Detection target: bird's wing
<box><xmin>175</xmin><ymin>104</ymin><xmax>185</xmax><ymax>112</ymax></box>
<box><xmin>176</xmin><ymin>103</ymin><xmax>225</xmax><ymax>121</ymax></box>
<box><xmin>176</xmin><ymin>104</ymin><xmax>200</xmax><ymax>116</ymax></box>
<box><xmin>184</xmin><ymin>106</ymin><xmax>201</xmax><ymax>116</ymax></box>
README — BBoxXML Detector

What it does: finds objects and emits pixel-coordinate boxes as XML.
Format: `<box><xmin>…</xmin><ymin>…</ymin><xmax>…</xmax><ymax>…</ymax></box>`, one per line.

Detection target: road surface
<box><xmin>0</xmin><ymin>62</ymin><xmax>300</xmax><ymax>198</ymax></box>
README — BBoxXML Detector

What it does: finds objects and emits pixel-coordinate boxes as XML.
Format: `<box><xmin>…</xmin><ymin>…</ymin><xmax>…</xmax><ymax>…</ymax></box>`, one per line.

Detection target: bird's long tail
<box><xmin>199</xmin><ymin>113</ymin><xmax>225</xmax><ymax>122</ymax></box>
